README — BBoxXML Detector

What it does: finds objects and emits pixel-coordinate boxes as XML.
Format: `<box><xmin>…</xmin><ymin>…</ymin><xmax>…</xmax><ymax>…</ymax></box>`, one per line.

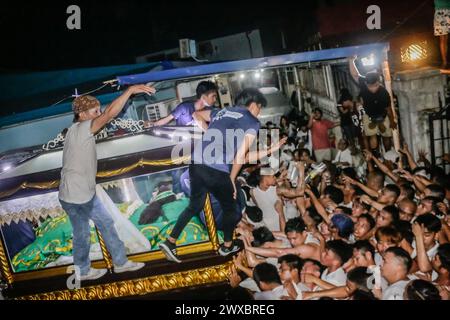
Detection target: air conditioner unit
<box><xmin>145</xmin><ymin>103</ymin><xmax>169</xmax><ymax>122</ymax></box>
<box><xmin>179</xmin><ymin>39</ymin><xmax>197</xmax><ymax>58</ymax></box>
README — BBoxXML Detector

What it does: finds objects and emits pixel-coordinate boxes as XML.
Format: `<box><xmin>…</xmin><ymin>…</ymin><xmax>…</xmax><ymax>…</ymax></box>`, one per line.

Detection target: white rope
<box><xmin>49</xmin><ymin>83</ymin><xmax>110</xmax><ymax>107</ymax></box>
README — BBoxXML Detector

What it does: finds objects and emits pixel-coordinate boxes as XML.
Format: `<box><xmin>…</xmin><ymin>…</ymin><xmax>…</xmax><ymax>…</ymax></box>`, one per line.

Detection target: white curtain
<box><xmin>95</xmin><ymin>185</ymin><xmax>151</xmax><ymax>254</ymax></box>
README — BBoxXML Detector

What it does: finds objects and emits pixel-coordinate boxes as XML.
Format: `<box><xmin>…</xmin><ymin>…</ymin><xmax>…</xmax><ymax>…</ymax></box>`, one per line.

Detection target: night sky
<box><xmin>0</xmin><ymin>0</ymin><xmax>320</xmax><ymax>72</ymax></box>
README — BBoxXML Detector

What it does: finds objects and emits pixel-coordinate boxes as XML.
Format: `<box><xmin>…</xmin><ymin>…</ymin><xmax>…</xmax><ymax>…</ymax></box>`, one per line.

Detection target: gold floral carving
<box><xmin>16</xmin><ymin>261</ymin><xmax>233</xmax><ymax>300</ymax></box>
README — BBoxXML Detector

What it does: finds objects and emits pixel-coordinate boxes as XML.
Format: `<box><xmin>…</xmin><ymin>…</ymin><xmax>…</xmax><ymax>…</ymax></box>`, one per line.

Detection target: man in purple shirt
<box><xmin>150</xmin><ymin>81</ymin><xmax>218</xmax><ymax>126</ymax></box>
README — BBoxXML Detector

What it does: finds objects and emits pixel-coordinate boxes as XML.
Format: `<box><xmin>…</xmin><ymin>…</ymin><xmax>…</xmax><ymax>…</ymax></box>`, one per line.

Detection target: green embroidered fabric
<box><xmin>11</xmin><ymin>197</ymin><xmax>222</xmax><ymax>272</ymax></box>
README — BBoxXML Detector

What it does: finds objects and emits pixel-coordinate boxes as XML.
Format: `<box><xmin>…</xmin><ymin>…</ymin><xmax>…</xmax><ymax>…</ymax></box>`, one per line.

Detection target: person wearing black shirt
<box><xmin>349</xmin><ymin>56</ymin><xmax>397</xmax><ymax>154</ymax></box>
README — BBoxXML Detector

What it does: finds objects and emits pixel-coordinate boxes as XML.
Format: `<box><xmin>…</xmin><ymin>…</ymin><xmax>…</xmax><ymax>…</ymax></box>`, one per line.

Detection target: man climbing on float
<box><xmin>59</xmin><ymin>84</ymin><xmax>155</xmax><ymax>280</ymax></box>
<box><xmin>148</xmin><ymin>80</ymin><xmax>218</xmax><ymax>127</ymax></box>
<box><xmin>159</xmin><ymin>88</ymin><xmax>286</xmax><ymax>262</ymax></box>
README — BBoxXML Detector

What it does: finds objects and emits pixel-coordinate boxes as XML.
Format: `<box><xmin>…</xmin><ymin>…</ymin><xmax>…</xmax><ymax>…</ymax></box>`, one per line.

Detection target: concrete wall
<box><xmin>393</xmin><ymin>67</ymin><xmax>448</xmax><ymax>165</ymax></box>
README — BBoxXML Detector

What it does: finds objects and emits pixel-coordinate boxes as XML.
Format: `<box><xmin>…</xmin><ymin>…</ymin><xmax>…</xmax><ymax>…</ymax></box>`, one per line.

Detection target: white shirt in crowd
<box><xmin>240</xmin><ymin>278</ymin><xmax>261</xmax><ymax>293</ymax></box>
<box><xmin>295</xmin><ymin>283</ymin><xmax>321</xmax><ymax>300</ymax></box>
<box><xmin>284</xmin><ymin>200</ymin><xmax>299</xmax><ymax>221</ymax></box>
<box><xmin>410</xmin><ymin>240</ymin><xmax>440</xmax><ymax>281</ymax></box>
<box><xmin>297</xmin><ymin>130</ymin><xmax>312</xmax><ymax>153</ymax></box>
<box><xmin>252</xmin><ymin>186</ymin><xmax>281</xmax><ymax>232</ymax></box>
<box><xmin>411</xmin><ymin>241</ymin><xmax>439</xmax><ymax>260</ymax></box>
<box><xmin>382</xmin><ymin>280</ymin><xmax>409</xmax><ymax>300</ymax></box>
<box><xmin>375</xmin><ymin>252</ymin><xmax>383</xmax><ymax>266</ymax></box>
<box><xmin>321</xmin><ymin>267</ymin><xmax>347</xmax><ymax>287</ymax></box>
<box><xmin>254</xmin><ymin>285</ymin><xmax>285</xmax><ymax>300</ymax></box>
<box><xmin>332</xmin><ymin>148</ymin><xmax>353</xmax><ymax>168</ymax></box>
<box><xmin>282</xmin><ymin>143</ymin><xmax>296</xmax><ymax>153</ymax></box>
<box><xmin>305</xmin><ymin>232</ymin><xmax>321</xmax><ymax>246</ymax></box>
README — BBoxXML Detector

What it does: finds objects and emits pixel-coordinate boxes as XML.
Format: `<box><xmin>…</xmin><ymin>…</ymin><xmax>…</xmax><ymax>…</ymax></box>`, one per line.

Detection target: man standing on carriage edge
<box><xmin>59</xmin><ymin>84</ymin><xmax>155</xmax><ymax>281</ymax></box>
<box><xmin>159</xmin><ymin>88</ymin><xmax>286</xmax><ymax>263</ymax></box>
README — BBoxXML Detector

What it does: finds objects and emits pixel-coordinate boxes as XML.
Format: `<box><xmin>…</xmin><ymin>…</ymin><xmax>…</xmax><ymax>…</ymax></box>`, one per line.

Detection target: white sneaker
<box><xmin>114</xmin><ymin>260</ymin><xmax>145</xmax><ymax>273</ymax></box>
<box><xmin>78</xmin><ymin>268</ymin><xmax>108</xmax><ymax>281</ymax></box>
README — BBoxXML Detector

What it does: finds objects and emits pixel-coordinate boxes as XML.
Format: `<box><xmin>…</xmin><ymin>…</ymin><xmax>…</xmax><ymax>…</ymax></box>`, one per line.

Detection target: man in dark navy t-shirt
<box><xmin>149</xmin><ymin>81</ymin><xmax>217</xmax><ymax>126</ymax></box>
<box><xmin>159</xmin><ymin>88</ymin><xmax>286</xmax><ymax>263</ymax></box>
<box><xmin>349</xmin><ymin>56</ymin><xmax>397</xmax><ymax>153</ymax></box>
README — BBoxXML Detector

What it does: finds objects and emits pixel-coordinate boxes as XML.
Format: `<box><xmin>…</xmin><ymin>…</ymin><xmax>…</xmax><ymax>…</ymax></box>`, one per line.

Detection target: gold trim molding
<box><xmin>11</xmin><ymin>242</ymin><xmax>214</xmax><ymax>282</ymax></box>
<box><xmin>16</xmin><ymin>261</ymin><xmax>233</xmax><ymax>300</ymax></box>
<box><xmin>0</xmin><ymin>156</ymin><xmax>191</xmax><ymax>200</ymax></box>
<box><xmin>0</xmin><ymin>238</ymin><xmax>13</xmax><ymax>285</ymax></box>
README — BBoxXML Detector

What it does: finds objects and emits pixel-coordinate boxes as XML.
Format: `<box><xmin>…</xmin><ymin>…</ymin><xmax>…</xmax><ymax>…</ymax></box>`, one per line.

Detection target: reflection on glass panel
<box><xmin>0</xmin><ymin>192</ymin><xmax>103</xmax><ymax>273</ymax></box>
<box><xmin>99</xmin><ymin>167</ymin><xmax>210</xmax><ymax>251</ymax></box>
<box><xmin>0</xmin><ymin>166</ymin><xmax>212</xmax><ymax>273</ymax></box>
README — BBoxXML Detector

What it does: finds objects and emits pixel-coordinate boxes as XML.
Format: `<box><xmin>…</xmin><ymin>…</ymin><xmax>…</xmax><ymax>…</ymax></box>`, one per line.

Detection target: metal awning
<box><xmin>117</xmin><ymin>42</ymin><xmax>389</xmax><ymax>85</ymax></box>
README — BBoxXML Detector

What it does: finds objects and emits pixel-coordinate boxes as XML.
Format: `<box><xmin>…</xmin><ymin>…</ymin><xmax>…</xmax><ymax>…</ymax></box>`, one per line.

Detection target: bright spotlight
<box><xmin>254</xmin><ymin>72</ymin><xmax>261</xmax><ymax>79</ymax></box>
<box><xmin>239</xmin><ymin>73</ymin><xmax>246</xmax><ymax>79</ymax></box>
<box><xmin>401</xmin><ymin>41</ymin><xmax>428</xmax><ymax>63</ymax></box>
<box><xmin>2</xmin><ymin>165</ymin><xmax>11</xmax><ymax>172</ymax></box>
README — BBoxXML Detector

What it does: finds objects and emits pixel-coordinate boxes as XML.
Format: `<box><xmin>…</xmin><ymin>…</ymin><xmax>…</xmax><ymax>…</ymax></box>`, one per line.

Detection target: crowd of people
<box><xmin>218</xmin><ymin>63</ymin><xmax>450</xmax><ymax>300</ymax></box>
<box><xmin>2</xmin><ymin>63</ymin><xmax>447</xmax><ymax>302</ymax></box>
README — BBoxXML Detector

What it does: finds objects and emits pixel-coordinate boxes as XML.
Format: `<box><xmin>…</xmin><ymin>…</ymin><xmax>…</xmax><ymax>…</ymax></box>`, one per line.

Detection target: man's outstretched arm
<box><xmin>92</xmin><ymin>85</ymin><xmax>155</xmax><ymax>134</ymax></box>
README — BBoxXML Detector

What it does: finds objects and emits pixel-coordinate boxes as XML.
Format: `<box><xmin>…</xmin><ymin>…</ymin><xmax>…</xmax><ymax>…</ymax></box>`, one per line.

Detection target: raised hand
<box><xmin>143</xmin><ymin>120</ymin><xmax>154</xmax><ymax>128</ymax></box>
<box><xmin>399</xmin><ymin>142</ymin><xmax>410</xmax><ymax>155</ymax></box>
<box><xmin>412</xmin><ymin>222</ymin><xmax>424</xmax><ymax>239</ymax></box>
<box><xmin>283</xmin><ymin>280</ymin><xmax>298</xmax><ymax>299</ymax></box>
<box><xmin>360</xmin><ymin>194</ymin><xmax>373</xmax><ymax>206</ymax></box>
<box><xmin>342</xmin><ymin>175</ymin><xmax>356</xmax><ymax>185</ymax></box>
<box><xmin>127</xmin><ymin>84</ymin><xmax>156</xmax><ymax>96</ymax></box>
<box><xmin>271</xmin><ymin>137</ymin><xmax>288</xmax><ymax>153</ymax></box>
<box><xmin>418</xmin><ymin>149</ymin><xmax>428</xmax><ymax>162</ymax></box>
<box><xmin>397</xmin><ymin>169</ymin><xmax>414</xmax><ymax>182</ymax></box>
<box><xmin>228</xmin><ymin>265</ymin><xmax>241</xmax><ymax>288</ymax></box>
<box><xmin>363</xmin><ymin>150</ymin><xmax>373</xmax><ymax>162</ymax></box>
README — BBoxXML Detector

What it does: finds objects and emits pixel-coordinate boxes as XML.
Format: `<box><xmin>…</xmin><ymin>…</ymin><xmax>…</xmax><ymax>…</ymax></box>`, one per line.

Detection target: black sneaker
<box><xmin>218</xmin><ymin>240</ymin><xmax>242</xmax><ymax>257</ymax></box>
<box><xmin>159</xmin><ymin>240</ymin><xmax>181</xmax><ymax>263</ymax></box>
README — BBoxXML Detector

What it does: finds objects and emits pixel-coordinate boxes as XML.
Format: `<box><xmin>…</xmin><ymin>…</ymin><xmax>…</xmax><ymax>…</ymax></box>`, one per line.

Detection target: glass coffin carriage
<box><xmin>0</xmin><ymin>128</ymin><xmax>226</xmax><ymax>299</ymax></box>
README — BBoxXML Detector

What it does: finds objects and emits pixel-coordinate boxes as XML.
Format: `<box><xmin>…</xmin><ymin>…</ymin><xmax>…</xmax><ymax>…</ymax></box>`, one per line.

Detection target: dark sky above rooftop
<box><xmin>0</xmin><ymin>0</ymin><xmax>322</xmax><ymax>72</ymax></box>
<box><xmin>0</xmin><ymin>0</ymin><xmax>433</xmax><ymax>73</ymax></box>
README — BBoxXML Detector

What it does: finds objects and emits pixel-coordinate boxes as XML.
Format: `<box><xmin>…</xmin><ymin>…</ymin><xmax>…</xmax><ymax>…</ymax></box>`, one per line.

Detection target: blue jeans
<box><xmin>59</xmin><ymin>195</ymin><xmax>128</xmax><ymax>275</ymax></box>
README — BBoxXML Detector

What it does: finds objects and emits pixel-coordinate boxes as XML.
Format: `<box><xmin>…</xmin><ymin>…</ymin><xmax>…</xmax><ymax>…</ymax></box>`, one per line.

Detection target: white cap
<box><xmin>383</xmin><ymin>149</ymin><xmax>400</xmax><ymax>163</ymax></box>
<box><xmin>260</xmin><ymin>167</ymin><xmax>276</xmax><ymax>176</ymax></box>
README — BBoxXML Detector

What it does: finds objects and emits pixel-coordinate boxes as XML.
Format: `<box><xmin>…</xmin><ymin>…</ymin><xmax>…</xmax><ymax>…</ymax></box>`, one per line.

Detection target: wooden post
<box><xmin>381</xmin><ymin>51</ymin><xmax>401</xmax><ymax>151</ymax></box>
<box><xmin>95</xmin><ymin>227</ymin><xmax>114</xmax><ymax>271</ymax></box>
<box><xmin>0</xmin><ymin>238</ymin><xmax>14</xmax><ymax>285</ymax></box>
<box><xmin>203</xmin><ymin>194</ymin><xmax>220</xmax><ymax>251</ymax></box>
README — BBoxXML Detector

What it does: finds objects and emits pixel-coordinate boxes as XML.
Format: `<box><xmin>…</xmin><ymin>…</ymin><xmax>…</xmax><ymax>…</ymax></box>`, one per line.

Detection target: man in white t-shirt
<box><xmin>245</xmin><ymin>217</ymin><xmax>322</xmax><ymax>262</ymax></box>
<box><xmin>305</xmin><ymin>240</ymin><xmax>352</xmax><ymax>289</ymax></box>
<box><xmin>379</xmin><ymin>247</ymin><xmax>412</xmax><ymax>300</ymax></box>
<box><xmin>316</xmin><ymin>240</ymin><xmax>353</xmax><ymax>289</ymax></box>
<box><xmin>332</xmin><ymin>139</ymin><xmax>353</xmax><ymax>169</ymax></box>
<box><xmin>294</xmin><ymin>259</ymin><xmax>324</xmax><ymax>300</ymax></box>
<box><xmin>250</xmin><ymin>166</ymin><xmax>304</xmax><ymax>232</ymax></box>
<box><xmin>253</xmin><ymin>263</ymin><xmax>284</xmax><ymax>300</ymax></box>
<box><xmin>59</xmin><ymin>85</ymin><xmax>154</xmax><ymax>281</ymax></box>
<box><xmin>411</xmin><ymin>214</ymin><xmax>442</xmax><ymax>281</ymax></box>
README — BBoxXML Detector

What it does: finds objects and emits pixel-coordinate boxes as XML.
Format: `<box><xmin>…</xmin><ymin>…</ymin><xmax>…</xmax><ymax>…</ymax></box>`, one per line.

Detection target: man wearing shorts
<box><xmin>349</xmin><ymin>56</ymin><xmax>396</xmax><ymax>154</ymax></box>
<box><xmin>435</xmin><ymin>0</ymin><xmax>450</xmax><ymax>69</ymax></box>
